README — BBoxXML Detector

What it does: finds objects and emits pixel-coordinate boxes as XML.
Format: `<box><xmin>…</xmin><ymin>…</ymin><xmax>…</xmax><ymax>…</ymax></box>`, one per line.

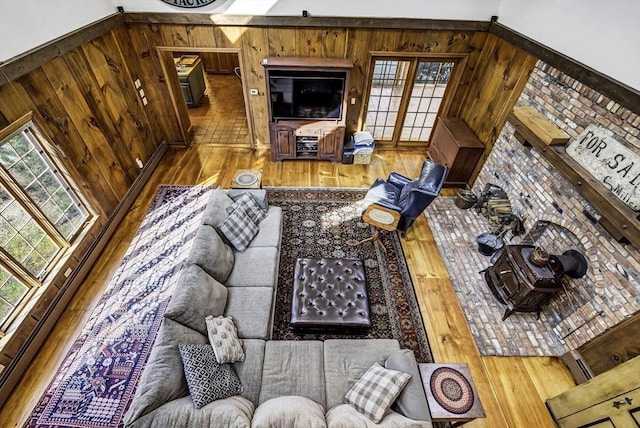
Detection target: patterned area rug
<box><xmin>268</xmin><ymin>188</ymin><xmax>432</xmax><ymax>364</ymax></box>
<box><xmin>27</xmin><ymin>185</ymin><xmax>212</xmax><ymax>428</ymax></box>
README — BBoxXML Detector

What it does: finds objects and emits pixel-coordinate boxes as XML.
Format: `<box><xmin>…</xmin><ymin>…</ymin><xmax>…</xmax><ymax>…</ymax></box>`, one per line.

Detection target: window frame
<box><xmin>0</xmin><ymin>112</ymin><xmax>94</xmax><ymax>333</ymax></box>
<box><xmin>361</xmin><ymin>52</ymin><xmax>468</xmax><ymax>149</ymax></box>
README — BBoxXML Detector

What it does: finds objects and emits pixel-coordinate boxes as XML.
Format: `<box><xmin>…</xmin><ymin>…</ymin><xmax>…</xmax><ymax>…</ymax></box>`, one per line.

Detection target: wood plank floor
<box><xmin>0</xmin><ymin>146</ymin><xmax>575</xmax><ymax>427</ymax></box>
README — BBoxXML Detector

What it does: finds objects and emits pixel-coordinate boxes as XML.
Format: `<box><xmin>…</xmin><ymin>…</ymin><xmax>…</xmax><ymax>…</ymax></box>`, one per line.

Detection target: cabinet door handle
<box><xmin>612</xmin><ymin>397</ymin><xmax>633</xmax><ymax>409</ymax></box>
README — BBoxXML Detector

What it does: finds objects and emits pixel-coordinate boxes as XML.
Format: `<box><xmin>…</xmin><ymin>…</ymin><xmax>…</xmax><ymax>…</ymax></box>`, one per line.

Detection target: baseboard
<box><xmin>0</xmin><ymin>142</ymin><xmax>168</xmax><ymax>407</ymax></box>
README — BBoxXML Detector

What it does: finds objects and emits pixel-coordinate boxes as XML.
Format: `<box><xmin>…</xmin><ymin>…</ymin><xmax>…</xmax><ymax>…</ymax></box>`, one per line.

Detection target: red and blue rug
<box><xmin>26</xmin><ymin>185</ymin><xmax>211</xmax><ymax>428</ymax></box>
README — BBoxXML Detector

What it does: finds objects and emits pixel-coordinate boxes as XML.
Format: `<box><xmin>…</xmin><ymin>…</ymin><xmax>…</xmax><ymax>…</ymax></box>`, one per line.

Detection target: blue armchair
<box><xmin>361</xmin><ymin>159</ymin><xmax>448</xmax><ymax>233</ymax></box>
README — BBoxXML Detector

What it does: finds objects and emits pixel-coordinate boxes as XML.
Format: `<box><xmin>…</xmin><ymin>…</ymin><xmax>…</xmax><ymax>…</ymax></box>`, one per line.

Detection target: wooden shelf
<box><xmin>507</xmin><ymin>109</ymin><xmax>640</xmax><ymax>249</ymax></box>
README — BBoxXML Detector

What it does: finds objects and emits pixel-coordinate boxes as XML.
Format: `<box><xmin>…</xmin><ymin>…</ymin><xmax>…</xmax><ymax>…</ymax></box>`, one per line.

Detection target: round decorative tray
<box><xmin>234</xmin><ymin>172</ymin><xmax>259</xmax><ymax>186</ymax></box>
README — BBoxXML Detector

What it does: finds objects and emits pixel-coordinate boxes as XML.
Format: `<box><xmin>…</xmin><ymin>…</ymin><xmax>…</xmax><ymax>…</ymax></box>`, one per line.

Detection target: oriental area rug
<box><xmin>268</xmin><ymin>187</ymin><xmax>432</xmax><ymax>364</ymax></box>
<box><xmin>27</xmin><ymin>186</ymin><xmax>432</xmax><ymax>428</ymax></box>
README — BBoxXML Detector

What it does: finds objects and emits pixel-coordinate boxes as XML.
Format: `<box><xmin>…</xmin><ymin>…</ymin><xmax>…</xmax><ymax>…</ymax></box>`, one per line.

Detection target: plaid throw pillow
<box><xmin>178</xmin><ymin>344</ymin><xmax>243</xmax><ymax>409</ymax></box>
<box><xmin>226</xmin><ymin>193</ymin><xmax>267</xmax><ymax>225</ymax></box>
<box><xmin>219</xmin><ymin>206</ymin><xmax>259</xmax><ymax>252</ymax></box>
<box><xmin>343</xmin><ymin>362</ymin><xmax>411</xmax><ymax>423</ymax></box>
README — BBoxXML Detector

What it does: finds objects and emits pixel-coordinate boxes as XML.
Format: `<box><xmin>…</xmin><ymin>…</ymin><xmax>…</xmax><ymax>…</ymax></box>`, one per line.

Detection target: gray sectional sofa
<box><xmin>124</xmin><ymin>188</ymin><xmax>432</xmax><ymax>427</ymax></box>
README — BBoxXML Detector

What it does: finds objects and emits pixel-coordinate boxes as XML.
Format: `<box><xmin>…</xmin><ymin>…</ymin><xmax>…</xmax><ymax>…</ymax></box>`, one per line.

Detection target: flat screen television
<box><xmin>269</xmin><ymin>70</ymin><xmax>346</xmax><ymax>121</ymax></box>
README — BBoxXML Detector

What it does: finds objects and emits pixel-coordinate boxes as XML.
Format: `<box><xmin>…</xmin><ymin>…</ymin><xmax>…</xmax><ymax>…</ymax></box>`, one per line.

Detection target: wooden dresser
<box><xmin>428</xmin><ymin>117</ymin><xmax>484</xmax><ymax>185</ymax></box>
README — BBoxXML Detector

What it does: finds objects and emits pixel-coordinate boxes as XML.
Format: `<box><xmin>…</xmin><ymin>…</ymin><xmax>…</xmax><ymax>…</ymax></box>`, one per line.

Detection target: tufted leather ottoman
<box><xmin>291</xmin><ymin>258</ymin><xmax>371</xmax><ymax>331</ymax></box>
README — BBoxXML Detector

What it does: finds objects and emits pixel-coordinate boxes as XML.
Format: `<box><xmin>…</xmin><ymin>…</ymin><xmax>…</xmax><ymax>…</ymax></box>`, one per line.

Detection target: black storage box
<box><xmin>342</xmin><ymin>138</ymin><xmax>354</xmax><ymax>164</ymax></box>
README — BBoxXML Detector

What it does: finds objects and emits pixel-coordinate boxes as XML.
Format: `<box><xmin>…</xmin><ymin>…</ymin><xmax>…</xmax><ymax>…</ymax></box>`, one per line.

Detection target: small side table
<box><xmin>418</xmin><ymin>363</ymin><xmax>485</xmax><ymax>427</ymax></box>
<box><xmin>231</xmin><ymin>169</ymin><xmax>262</xmax><ymax>189</ymax></box>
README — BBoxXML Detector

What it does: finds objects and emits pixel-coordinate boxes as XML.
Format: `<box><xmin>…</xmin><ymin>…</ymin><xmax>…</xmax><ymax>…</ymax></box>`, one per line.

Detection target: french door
<box><xmin>364</xmin><ymin>56</ymin><xmax>459</xmax><ymax>148</ymax></box>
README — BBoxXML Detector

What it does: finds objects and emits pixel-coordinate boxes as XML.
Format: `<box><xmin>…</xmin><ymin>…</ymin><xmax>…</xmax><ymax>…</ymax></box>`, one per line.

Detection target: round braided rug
<box><xmin>429</xmin><ymin>366</ymin><xmax>475</xmax><ymax>414</ymax></box>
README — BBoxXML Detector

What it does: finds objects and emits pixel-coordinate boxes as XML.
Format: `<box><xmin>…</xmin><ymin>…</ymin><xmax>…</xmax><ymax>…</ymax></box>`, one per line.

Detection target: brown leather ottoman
<box><xmin>291</xmin><ymin>258</ymin><xmax>371</xmax><ymax>331</ymax></box>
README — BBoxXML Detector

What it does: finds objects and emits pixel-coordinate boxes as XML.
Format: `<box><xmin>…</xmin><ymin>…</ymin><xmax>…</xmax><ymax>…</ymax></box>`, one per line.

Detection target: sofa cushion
<box><xmin>248</xmin><ymin>206</ymin><xmax>282</xmax><ymax>248</ymax></box>
<box><xmin>226</xmin><ymin>247</ymin><xmax>279</xmax><ymax>288</ymax></box>
<box><xmin>326</xmin><ymin>404</ymin><xmax>431</xmax><ymax>428</ymax></box>
<box><xmin>164</xmin><ymin>264</ymin><xmax>227</xmax><ymax>335</ymax></box>
<box><xmin>225</xmin><ymin>287</ymin><xmax>273</xmax><ymax>340</ymax></box>
<box><xmin>206</xmin><ymin>315</ymin><xmax>245</xmax><ymax>364</ymax></box>
<box><xmin>385</xmin><ymin>349</ymin><xmax>431</xmax><ymax>421</ymax></box>
<box><xmin>227</xmin><ymin>193</ymin><xmax>267</xmax><ymax>225</ymax></box>
<box><xmin>364</xmin><ymin>179</ymin><xmax>401</xmax><ymax>206</ymax></box>
<box><xmin>127</xmin><ymin>396</ymin><xmax>253</xmax><ymax>428</ymax></box>
<box><xmin>187</xmin><ymin>224</ymin><xmax>234</xmax><ymax>282</ymax></box>
<box><xmin>259</xmin><ymin>340</ymin><xmax>325</xmax><ymax>408</ymax></box>
<box><xmin>323</xmin><ymin>339</ymin><xmax>400</xmax><ymax>410</ymax></box>
<box><xmin>252</xmin><ymin>396</ymin><xmax>327</xmax><ymax>428</ymax></box>
<box><xmin>219</xmin><ymin>206</ymin><xmax>259</xmax><ymax>252</ymax></box>
<box><xmin>178</xmin><ymin>344</ymin><xmax>243</xmax><ymax>409</ymax></box>
<box><xmin>228</xmin><ymin>189</ymin><xmax>268</xmax><ymax>211</ymax></box>
<box><xmin>233</xmin><ymin>339</ymin><xmax>266</xmax><ymax>406</ymax></box>
<box><xmin>124</xmin><ymin>320</ymin><xmax>208</xmax><ymax>426</ymax></box>
<box><xmin>343</xmin><ymin>362</ymin><xmax>410</xmax><ymax>423</ymax></box>
<box><xmin>202</xmin><ymin>188</ymin><xmax>235</xmax><ymax>227</ymax></box>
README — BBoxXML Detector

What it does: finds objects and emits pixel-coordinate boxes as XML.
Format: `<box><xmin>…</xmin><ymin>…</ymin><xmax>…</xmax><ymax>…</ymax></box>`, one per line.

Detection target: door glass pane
<box><xmin>364</xmin><ymin>60</ymin><xmax>411</xmax><ymax>142</ymax></box>
<box><xmin>400</xmin><ymin>61</ymin><xmax>454</xmax><ymax>143</ymax></box>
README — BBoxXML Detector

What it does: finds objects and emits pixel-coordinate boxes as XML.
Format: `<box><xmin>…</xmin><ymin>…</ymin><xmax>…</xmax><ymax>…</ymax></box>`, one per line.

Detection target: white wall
<box><xmin>116</xmin><ymin>0</ymin><xmax>499</xmax><ymax>20</ymax></box>
<box><xmin>0</xmin><ymin>0</ymin><xmax>118</xmax><ymax>62</ymax></box>
<box><xmin>498</xmin><ymin>0</ymin><xmax>640</xmax><ymax>91</ymax></box>
<box><xmin>1</xmin><ymin>0</ymin><xmax>638</xmax><ymax>92</ymax></box>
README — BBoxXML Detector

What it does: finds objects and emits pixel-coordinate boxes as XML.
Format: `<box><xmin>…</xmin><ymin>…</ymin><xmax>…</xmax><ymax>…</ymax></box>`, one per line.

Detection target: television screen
<box><xmin>269</xmin><ymin>70</ymin><xmax>345</xmax><ymax>120</ymax></box>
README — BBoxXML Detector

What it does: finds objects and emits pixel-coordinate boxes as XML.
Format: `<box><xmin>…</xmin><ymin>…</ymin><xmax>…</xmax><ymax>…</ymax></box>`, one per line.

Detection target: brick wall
<box><xmin>474</xmin><ymin>61</ymin><xmax>640</xmax><ymax>350</ymax></box>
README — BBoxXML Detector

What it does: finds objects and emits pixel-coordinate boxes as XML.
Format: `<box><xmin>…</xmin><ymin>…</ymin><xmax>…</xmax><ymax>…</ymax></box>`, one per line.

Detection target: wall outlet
<box><xmin>139</xmin><ymin>89</ymin><xmax>145</xmax><ymax>97</ymax></box>
<box><xmin>142</xmin><ymin>97</ymin><xmax>148</xmax><ymax>106</ymax></box>
<box><xmin>136</xmin><ymin>158</ymin><xmax>144</xmax><ymax>169</ymax></box>
<box><xmin>134</xmin><ymin>79</ymin><xmax>141</xmax><ymax>89</ymax></box>
<box><xmin>64</xmin><ymin>267</ymin><xmax>73</xmax><ymax>278</ymax></box>
<box><xmin>351</xmin><ymin>97</ymin><xmax>356</xmax><ymax>104</ymax></box>
<box><xmin>250</xmin><ymin>89</ymin><xmax>259</xmax><ymax>95</ymax></box>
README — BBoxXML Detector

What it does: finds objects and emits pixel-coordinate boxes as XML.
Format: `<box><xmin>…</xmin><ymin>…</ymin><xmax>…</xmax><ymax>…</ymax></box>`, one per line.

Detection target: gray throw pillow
<box><xmin>219</xmin><ymin>206</ymin><xmax>259</xmax><ymax>252</ymax></box>
<box><xmin>206</xmin><ymin>316</ymin><xmax>245</xmax><ymax>364</ymax></box>
<box><xmin>343</xmin><ymin>362</ymin><xmax>411</xmax><ymax>423</ymax></box>
<box><xmin>178</xmin><ymin>344</ymin><xmax>243</xmax><ymax>409</ymax></box>
<box><xmin>202</xmin><ymin>188</ymin><xmax>235</xmax><ymax>227</ymax></box>
<box><xmin>226</xmin><ymin>193</ymin><xmax>267</xmax><ymax>225</ymax></box>
<box><xmin>187</xmin><ymin>224</ymin><xmax>234</xmax><ymax>282</ymax></box>
<box><xmin>164</xmin><ymin>264</ymin><xmax>228</xmax><ymax>335</ymax></box>
<box><xmin>228</xmin><ymin>189</ymin><xmax>268</xmax><ymax>211</ymax></box>
<box><xmin>385</xmin><ymin>350</ymin><xmax>431</xmax><ymax>421</ymax></box>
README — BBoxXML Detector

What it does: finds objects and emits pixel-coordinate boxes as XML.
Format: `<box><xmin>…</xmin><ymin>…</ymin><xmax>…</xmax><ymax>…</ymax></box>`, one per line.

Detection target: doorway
<box><xmin>158</xmin><ymin>47</ymin><xmax>254</xmax><ymax>148</ymax></box>
<box><xmin>363</xmin><ymin>55</ymin><xmax>464</xmax><ymax>149</ymax></box>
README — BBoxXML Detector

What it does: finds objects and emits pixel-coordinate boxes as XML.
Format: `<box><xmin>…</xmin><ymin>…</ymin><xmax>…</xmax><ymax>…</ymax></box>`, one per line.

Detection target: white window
<box><xmin>0</xmin><ymin>115</ymin><xmax>91</xmax><ymax>332</ymax></box>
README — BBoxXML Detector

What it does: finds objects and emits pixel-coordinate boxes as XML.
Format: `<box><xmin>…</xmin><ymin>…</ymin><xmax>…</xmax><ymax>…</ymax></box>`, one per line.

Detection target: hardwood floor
<box><xmin>0</xmin><ymin>146</ymin><xmax>575</xmax><ymax>427</ymax></box>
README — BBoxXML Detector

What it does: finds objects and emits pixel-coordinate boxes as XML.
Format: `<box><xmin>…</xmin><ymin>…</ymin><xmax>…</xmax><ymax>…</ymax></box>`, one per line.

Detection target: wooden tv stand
<box><xmin>263</xmin><ymin>57</ymin><xmax>352</xmax><ymax>161</ymax></box>
<box><xmin>270</xmin><ymin>121</ymin><xmax>345</xmax><ymax>162</ymax></box>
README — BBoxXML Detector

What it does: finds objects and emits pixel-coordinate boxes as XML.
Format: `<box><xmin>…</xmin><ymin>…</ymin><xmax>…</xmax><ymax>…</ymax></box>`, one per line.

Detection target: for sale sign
<box><xmin>566</xmin><ymin>125</ymin><xmax>640</xmax><ymax>211</ymax></box>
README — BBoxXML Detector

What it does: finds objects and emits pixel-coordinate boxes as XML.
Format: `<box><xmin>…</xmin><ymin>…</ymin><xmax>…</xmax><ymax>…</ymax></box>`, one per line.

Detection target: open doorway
<box><xmin>158</xmin><ymin>47</ymin><xmax>254</xmax><ymax>148</ymax></box>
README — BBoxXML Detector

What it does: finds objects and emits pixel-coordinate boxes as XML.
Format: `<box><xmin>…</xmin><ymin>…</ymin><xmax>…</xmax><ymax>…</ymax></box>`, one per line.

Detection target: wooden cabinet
<box><xmin>269</xmin><ymin>122</ymin><xmax>344</xmax><ymax>161</ymax></box>
<box><xmin>177</xmin><ymin>57</ymin><xmax>206</xmax><ymax>108</ymax></box>
<box><xmin>270</xmin><ymin>123</ymin><xmax>295</xmax><ymax>160</ymax></box>
<box><xmin>429</xmin><ymin>117</ymin><xmax>484</xmax><ymax>185</ymax></box>
<box><xmin>263</xmin><ymin>57</ymin><xmax>352</xmax><ymax>162</ymax></box>
<box><xmin>547</xmin><ymin>356</ymin><xmax>640</xmax><ymax>427</ymax></box>
<box><xmin>200</xmin><ymin>52</ymin><xmax>240</xmax><ymax>74</ymax></box>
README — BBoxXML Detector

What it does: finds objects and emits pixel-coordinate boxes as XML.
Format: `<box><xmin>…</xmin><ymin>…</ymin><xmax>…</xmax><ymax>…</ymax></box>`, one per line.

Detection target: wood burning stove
<box><xmin>483</xmin><ymin>245</ymin><xmax>587</xmax><ymax>320</ymax></box>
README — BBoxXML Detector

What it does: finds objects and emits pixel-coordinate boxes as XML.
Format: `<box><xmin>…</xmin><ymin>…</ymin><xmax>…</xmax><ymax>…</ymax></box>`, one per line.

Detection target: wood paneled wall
<box><xmin>0</xmin><ymin>28</ymin><xmax>165</xmax><ymax>382</ymax></box>
<box><xmin>116</xmin><ymin>23</ymin><xmax>534</xmax><ymax>150</ymax></box>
